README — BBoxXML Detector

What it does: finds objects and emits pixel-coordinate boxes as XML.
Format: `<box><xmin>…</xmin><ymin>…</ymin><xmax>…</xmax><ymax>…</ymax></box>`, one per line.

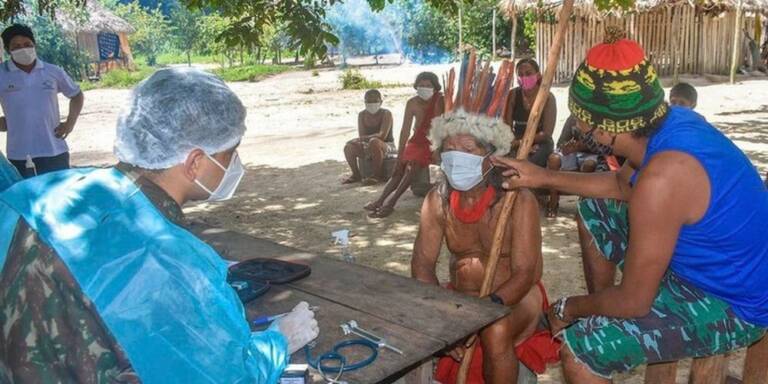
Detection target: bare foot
<box><xmin>546</xmin><ymin>201</ymin><xmax>559</xmax><ymax>218</ymax></box>
<box><xmin>368</xmin><ymin>205</ymin><xmax>394</xmax><ymax>218</ymax></box>
<box><xmin>363</xmin><ymin>201</ymin><xmax>381</xmax><ymax>211</ymax></box>
<box><xmin>342</xmin><ymin>175</ymin><xmax>361</xmax><ymax>184</ymax></box>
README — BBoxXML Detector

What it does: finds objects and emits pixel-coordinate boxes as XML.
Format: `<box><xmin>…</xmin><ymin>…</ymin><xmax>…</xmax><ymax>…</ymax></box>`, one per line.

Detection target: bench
<box><xmin>645</xmin><ymin>336</ymin><xmax>768</xmax><ymax>384</ymax></box>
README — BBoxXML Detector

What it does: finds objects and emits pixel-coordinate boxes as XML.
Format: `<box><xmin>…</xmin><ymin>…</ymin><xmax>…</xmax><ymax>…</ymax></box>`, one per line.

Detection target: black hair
<box><xmin>516</xmin><ymin>58</ymin><xmax>540</xmax><ymax>73</ymax></box>
<box><xmin>364</xmin><ymin>89</ymin><xmax>382</xmax><ymax>100</ymax></box>
<box><xmin>2</xmin><ymin>24</ymin><xmax>35</xmax><ymax>52</ymax></box>
<box><xmin>414</xmin><ymin>71</ymin><xmax>441</xmax><ymax>91</ymax></box>
<box><xmin>670</xmin><ymin>82</ymin><xmax>698</xmax><ymax>105</ymax></box>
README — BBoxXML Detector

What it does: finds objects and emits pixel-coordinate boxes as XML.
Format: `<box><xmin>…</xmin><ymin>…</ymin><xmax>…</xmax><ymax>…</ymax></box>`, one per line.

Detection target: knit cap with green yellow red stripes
<box><xmin>569</xmin><ymin>26</ymin><xmax>668</xmax><ymax>134</ymax></box>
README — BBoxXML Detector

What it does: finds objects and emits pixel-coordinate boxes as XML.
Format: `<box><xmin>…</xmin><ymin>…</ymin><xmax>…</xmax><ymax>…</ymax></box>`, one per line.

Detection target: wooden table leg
<box><xmin>690</xmin><ymin>355</ymin><xmax>727</xmax><ymax>384</ymax></box>
<box><xmin>743</xmin><ymin>337</ymin><xmax>768</xmax><ymax>384</ymax></box>
<box><xmin>645</xmin><ymin>361</ymin><xmax>678</xmax><ymax>384</ymax></box>
<box><xmin>404</xmin><ymin>359</ymin><xmax>434</xmax><ymax>384</ymax></box>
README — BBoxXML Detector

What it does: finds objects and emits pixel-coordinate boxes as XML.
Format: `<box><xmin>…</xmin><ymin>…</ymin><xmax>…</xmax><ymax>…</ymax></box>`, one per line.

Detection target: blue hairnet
<box><xmin>114</xmin><ymin>68</ymin><xmax>247</xmax><ymax>169</ymax></box>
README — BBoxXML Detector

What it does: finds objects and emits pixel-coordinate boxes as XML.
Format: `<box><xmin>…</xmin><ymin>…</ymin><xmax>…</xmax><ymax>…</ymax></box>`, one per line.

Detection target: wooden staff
<box><xmin>455</xmin><ymin>0</ymin><xmax>575</xmax><ymax>381</ymax></box>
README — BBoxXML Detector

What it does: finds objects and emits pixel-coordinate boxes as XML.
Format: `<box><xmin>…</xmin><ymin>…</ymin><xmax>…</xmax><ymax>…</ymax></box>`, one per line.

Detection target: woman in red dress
<box><xmin>365</xmin><ymin>72</ymin><xmax>444</xmax><ymax>218</ymax></box>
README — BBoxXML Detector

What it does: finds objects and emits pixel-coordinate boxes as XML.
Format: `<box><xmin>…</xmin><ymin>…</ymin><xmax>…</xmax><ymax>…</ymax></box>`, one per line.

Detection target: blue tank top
<box><xmin>633</xmin><ymin>106</ymin><xmax>768</xmax><ymax>326</ymax></box>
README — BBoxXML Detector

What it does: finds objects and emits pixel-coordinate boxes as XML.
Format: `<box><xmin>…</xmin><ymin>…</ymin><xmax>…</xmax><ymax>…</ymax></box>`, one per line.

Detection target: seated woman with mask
<box><xmin>503</xmin><ymin>58</ymin><xmax>556</xmax><ymax>167</ymax></box>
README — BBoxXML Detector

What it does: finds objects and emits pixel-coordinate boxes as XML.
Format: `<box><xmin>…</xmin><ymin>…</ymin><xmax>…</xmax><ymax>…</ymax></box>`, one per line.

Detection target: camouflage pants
<box><xmin>563</xmin><ymin>198</ymin><xmax>766</xmax><ymax>378</ymax></box>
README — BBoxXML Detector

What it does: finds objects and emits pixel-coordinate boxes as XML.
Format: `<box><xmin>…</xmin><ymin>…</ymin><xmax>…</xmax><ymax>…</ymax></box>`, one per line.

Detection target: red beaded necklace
<box><xmin>449</xmin><ymin>186</ymin><xmax>497</xmax><ymax>224</ymax></box>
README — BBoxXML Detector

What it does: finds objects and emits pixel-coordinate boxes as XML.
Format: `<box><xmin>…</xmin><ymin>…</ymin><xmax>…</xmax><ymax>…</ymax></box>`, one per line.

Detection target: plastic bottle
<box><xmin>25</xmin><ymin>155</ymin><xmax>37</xmax><ymax>176</ymax></box>
<box><xmin>331</xmin><ymin>229</ymin><xmax>355</xmax><ymax>263</ymax></box>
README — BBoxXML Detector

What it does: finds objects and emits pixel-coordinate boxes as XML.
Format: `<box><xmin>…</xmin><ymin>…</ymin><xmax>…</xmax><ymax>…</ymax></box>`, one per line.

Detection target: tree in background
<box><xmin>169</xmin><ymin>5</ymin><xmax>202</xmax><ymax>66</ymax></box>
<box><xmin>113</xmin><ymin>2</ymin><xmax>170</xmax><ymax>66</ymax></box>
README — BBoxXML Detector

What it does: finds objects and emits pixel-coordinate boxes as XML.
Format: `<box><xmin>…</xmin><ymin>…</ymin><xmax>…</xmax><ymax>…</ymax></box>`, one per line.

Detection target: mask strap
<box><xmin>481</xmin><ymin>152</ymin><xmax>494</xmax><ymax>179</ymax></box>
<box><xmin>205</xmin><ymin>153</ymin><xmax>228</xmax><ymax>171</ymax></box>
<box><xmin>194</xmin><ymin>179</ymin><xmax>214</xmax><ymax>196</ymax></box>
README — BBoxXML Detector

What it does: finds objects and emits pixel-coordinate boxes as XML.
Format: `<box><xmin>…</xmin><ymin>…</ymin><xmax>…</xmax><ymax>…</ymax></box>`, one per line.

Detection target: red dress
<box><xmin>433</xmin><ymin>282</ymin><xmax>561</xmax><ymax>383</ymax></box>
<box><xmin>401</xmin><ymin>93</ymin><xmax>442</xmax><ymax>167</ymax></box>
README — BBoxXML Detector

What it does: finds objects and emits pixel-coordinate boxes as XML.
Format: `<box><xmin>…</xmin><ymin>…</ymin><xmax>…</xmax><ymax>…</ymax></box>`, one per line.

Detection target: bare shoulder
<box><xmin>642</xmin><ymin>151</ymin><xmax>706</xmax><ymax>185</ymax></box>
<box><xmin>421</xmin><ymin>187</ymin><xmax>446</xmax><ymax>224</ymax></box>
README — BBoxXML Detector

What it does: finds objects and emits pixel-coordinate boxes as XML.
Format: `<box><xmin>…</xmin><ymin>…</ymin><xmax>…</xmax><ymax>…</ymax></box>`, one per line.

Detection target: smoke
<box><xmin>325</xmin><ymin>0</ymin><xmax>455</xmax><ymax>64</ymax></box>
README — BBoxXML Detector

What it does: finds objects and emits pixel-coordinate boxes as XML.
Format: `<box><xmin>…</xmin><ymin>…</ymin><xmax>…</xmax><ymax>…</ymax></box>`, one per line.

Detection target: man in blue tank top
<box><xmin>492</xmin><ymin>28</ymin><xmax>768</xmax><ymax>382</ymax></box>
<box><xmin>0</xmin><ymin>69</ymin><xmax>319</xmax><ymax>383</ymax></box>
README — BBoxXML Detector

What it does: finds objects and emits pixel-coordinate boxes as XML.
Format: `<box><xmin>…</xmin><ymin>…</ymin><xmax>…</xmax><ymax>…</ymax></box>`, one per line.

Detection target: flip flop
<box><xmin>546</xmin><ymin>202</ymin><xmax>559</xmax><ymax>218</ymax></box>
<box><xmin>362</xmin><ymin>177</ymin><xmax>383</xmax><ymax>186</ymax></box>
<box><xmin>363</xmin><ymin>201</ymin><xmax>380</xmax><ymax>211</ymax></box>
<box><xmin>342</xmin><ymin>175</ymin><xmax>361</xmax><ymax>184</ymax></box>
<box><xmin>368</xmin><ymin>205</ymin><xmax>394</xmax><ymax>218</ymax></box>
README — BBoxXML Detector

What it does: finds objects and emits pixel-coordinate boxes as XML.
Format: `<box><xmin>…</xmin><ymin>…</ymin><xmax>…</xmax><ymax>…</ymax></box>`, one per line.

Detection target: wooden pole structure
<box><xmin>511</xmin><ymin>9</ymin><xmax>517</xmax><ymax>84</ymax></box>
<box><xmin>459</xmin><ymin>5</ymin><xmax>464</xmax><ymax>52</ymax></box>
<box><xmin>730</xmin><ymin>0</ymin><xmax>743</xmax><ymax>84</ymax></box>
<box><xmin>454</xmin><ymin>0</ymin><xmax>576</xmax><ymax>381</ymax></box>
<box><xmin>493</xmin><ymin>9</ymin><xmax>497</xmax><ymax>61</ymax></box>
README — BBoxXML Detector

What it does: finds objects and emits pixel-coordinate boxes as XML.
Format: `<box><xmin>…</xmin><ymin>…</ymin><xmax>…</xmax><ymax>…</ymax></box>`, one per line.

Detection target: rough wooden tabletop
<box><xmin>192</xmin><ymin>223</ymin><xmax>509</xmax><ymax>383</ymax></box>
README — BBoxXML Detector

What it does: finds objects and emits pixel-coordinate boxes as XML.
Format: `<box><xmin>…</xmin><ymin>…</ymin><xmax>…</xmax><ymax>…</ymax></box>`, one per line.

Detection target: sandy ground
<box><xmin>1</xmin><ymin>63</ymin><xmax>766</xmax><ymax>383</ymax></box>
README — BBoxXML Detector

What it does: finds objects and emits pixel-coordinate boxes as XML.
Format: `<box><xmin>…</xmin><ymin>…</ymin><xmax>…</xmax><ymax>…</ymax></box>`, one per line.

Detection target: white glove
<box><xmin>275</xmin><ymin>301</ymin><xmax>319</xmax><ymax>354</ymax></box>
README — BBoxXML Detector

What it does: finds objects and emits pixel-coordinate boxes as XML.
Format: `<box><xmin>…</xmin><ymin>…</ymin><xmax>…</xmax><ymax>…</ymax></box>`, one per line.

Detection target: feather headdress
<box><xmin>429</xmin><ymin>50</ymin><xmax>515</xmax><ymax>156</ymax></box>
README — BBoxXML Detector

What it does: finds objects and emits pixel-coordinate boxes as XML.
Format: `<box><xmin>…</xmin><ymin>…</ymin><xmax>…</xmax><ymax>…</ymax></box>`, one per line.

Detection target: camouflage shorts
<box><xmin>563</xmin><ymin>198</ymin><xmax>766</xmax><ymax>378</ymax></box>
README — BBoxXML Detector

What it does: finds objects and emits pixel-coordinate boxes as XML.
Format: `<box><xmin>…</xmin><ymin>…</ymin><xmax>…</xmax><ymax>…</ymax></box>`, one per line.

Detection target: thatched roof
<box><xmin>498</xmin><ymin>0</ymin><xmax>768</xmax><ymax>17</ymax></box>
<box><xmin>57</xmin><ymin>1</ymin><xmax>134</xmax><ymax>34</ymax></box>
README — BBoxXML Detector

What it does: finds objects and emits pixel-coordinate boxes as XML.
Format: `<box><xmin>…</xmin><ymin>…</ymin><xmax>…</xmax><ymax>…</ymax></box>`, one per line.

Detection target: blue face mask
<box><xmin>440</xmin><ymin>151</ymin><xmax>492</xmax><ymax>191</ymax></box>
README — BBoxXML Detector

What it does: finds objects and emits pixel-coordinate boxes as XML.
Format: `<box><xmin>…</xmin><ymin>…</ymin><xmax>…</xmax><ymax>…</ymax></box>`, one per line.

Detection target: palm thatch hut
<box><xmin>57</xmin><ymin>1</ymin><xmax>135</xmax><ymax>75</ymax></box>
<box><xmin>499</xmin><ymin>0</ymin><xmax>768</xmax><ymax>83</ymax></box>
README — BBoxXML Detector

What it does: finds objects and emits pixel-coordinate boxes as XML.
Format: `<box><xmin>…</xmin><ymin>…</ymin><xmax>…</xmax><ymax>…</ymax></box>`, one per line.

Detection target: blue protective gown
<box><xmin>0</xmin><ymin>167</ymin><xmax>288</xmax><ymax>383</ymax></box>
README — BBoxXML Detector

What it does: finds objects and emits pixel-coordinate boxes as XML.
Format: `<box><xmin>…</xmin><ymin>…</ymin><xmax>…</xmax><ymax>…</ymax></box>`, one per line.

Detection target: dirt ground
<box><xmin>2</xmin><ymin>63</ymin><xmax>766</xmax><ymax>383</ymax></box>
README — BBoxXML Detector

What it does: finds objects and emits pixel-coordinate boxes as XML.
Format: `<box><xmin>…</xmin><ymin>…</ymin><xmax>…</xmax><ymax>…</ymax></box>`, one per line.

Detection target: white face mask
<box><xmin>194</xmin><ymin>151</ymin><xmax>245</xmax><ymax>202</ymax></box>
<box><xmin>440</xmin><ymin>151</ymin><xmax>492</xmax><ymax>191</ymax></box>
<box><xmin>365</xmin><ymin>102</ymin><xmax>381</xmax><ymax>114</ymax></box>
<box><xmin>416</xmin><ymin>87</ymin><xmax>434</xmax><ymax>101</ymax></box>
<box><xmin>11</xmin><ymin>47</ymin><xmax>36</xmax><ymax>66</ymax></box>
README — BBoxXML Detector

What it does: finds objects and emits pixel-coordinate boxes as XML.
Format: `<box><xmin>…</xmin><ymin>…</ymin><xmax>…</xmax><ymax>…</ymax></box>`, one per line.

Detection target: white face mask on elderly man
<box><xmin>440</xmin><ymin>151</ymin><xmax>492</xmax><ymax>191</ymax></box>
<box><xmin>194</xmin><ymin>151</ymin><xmax>245</xmax><ymax>202</ymax></box>
<box><xmin>11</xmin><ymin>47</ymin><xmax>36</xmax><ymax>66</ymax></box>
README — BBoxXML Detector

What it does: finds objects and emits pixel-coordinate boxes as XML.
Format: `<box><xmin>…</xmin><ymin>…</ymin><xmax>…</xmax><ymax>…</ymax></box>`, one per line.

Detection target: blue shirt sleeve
<box><xmin>246</xmin><ymin>326</ymin><xmax>289</xmax><ymax>383</ymax></box>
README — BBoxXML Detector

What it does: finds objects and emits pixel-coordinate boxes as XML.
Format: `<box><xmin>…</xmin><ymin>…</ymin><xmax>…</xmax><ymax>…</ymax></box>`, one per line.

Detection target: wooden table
<box><xmin>192</xmin><ymin>224</ymin><xmax>509</xmax><ymax>384</ymax></box>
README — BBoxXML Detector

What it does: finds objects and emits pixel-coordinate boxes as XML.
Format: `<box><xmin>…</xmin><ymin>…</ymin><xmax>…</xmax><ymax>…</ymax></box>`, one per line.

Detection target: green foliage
<box><xmin>169</xmin><ymin>5</ymin><xmax>203</xmax><ymax>65</ymax></box>
<box><xmin>523</xmin><ymin>10</ymin><xmax>538</xmax><ymax>53</ymax></box>
<box><xmin>1</xmin><ymin>0</ymin><xmax>86</xmax><ymax>22</ymax></box>
<box><xmin>1</xmin><ymin>14</ymin><xmax>89</xmax><ymax>81</ymax></box>
<box><xmin>113</xmin><ymin>2</ymin><xmax>170</xmax><ymax>66</ymax></box>
<box><xmin>212</xmin><ymin>63</ymin><xmax>291</xmax><ymax>82</ymax></box>
<box><xmin>386</xmin><ymin>0</ymin><xmax>458</xmax><ymax>63</ymax></box>
<box><xmin>79</xmin><ymin>64</ymin><xmax>156</xmax><ymax>90</ymax></box>
<box><xmin>339</xmin><ymin>69</ymin><xmax>382</xmax><ymax>90</ymax></box>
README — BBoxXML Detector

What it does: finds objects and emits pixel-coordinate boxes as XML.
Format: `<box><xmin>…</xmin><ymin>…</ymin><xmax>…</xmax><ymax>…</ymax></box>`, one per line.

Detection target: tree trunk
<box><xmin>187</xmin><ymin>50</ymin><xmax>191</xmax><ymax>67</ymax></box>
<box><xmin>492</xmin><ymin>9</ymin><xmax>497</xmax><ymax>60</ymax></box>
<box><xmin>459</xmin><ymin>6</ymin><xmax>463</xmax><ymax>51</ymax></box>
<box><xmin>730</xmin><ymin>0</ymin><xmax>744</xmax><ymax>84</ymax></box>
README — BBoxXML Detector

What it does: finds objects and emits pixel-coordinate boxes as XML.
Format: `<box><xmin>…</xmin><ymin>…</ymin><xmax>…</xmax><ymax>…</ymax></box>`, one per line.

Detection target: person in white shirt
<box><xmin>0</xmin><ymin>24</ymin><xmax>84</xmax><ymax>177</ymax></box>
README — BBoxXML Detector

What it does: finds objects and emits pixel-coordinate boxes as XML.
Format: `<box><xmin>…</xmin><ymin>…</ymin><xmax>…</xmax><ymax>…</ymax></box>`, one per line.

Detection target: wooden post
<box><xmin>644</xmin><ymin>361</ymin><xmax>678</xmax><ymax>384</ymax></box>
<box><xmin>493</xmin><ymin>9</ymin><xmax>497</xmax><ymax>61</ymax></box>
<box><xmin>689</xmin><ymin>355</ymin><xmax>727</xmax><ymax>384</ymax></box>
<box><xmin>743</xmin><ymin>337</ymin><xmax>768</xmax><ymax>384</ymax></box>
<box><xmin>454</xmin><ymin>0</ymin><xmax>576</xmax><ymax>380</ymax></box>
<box><xmin>730</xmin><ymin>0</ymin><xmax>743</xmax><ymax>83</ymax></box>
<box><xmin>511</xmin><ymin>10</ymin><xmax>517</xmax><ymax>58</ymax></box>
<box><xmin>459</xmin><ymin>5</ymin><xmax>463</xmax><ymax>51</ymax></box>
